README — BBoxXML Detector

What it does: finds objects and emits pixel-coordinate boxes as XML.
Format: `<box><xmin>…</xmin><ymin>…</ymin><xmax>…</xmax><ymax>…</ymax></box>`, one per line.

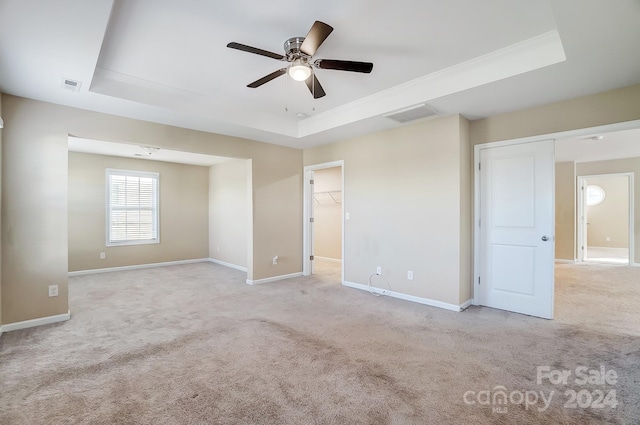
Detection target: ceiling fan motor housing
<box><xmin>284</xmin><ymin>37</ymin><xmax>310</xmax><ymax>61</ymax></box>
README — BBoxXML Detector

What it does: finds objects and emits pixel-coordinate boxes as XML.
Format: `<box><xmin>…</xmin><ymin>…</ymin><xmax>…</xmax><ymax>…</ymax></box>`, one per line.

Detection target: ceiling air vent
<box><xmin>383</xmin><ymin>103</ymin><xmax>438</xmax><ymax>123</ymax></box>
<box><xmin>61</xmin><ymin>78</ymin><xmax>82</xmax><ymax>92</ymax></box>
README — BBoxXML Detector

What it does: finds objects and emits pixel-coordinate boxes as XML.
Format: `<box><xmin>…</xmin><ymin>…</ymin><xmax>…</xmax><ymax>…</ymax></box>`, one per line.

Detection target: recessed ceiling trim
<box><xmin>299</xmin><ymin>30</ymin><xmax>566</xmax><ymax>137</ymax></box>
<box><xmin>90</xmin><ymin>67</ymin><xmax>300</xmax><ymax>138</ymax></box>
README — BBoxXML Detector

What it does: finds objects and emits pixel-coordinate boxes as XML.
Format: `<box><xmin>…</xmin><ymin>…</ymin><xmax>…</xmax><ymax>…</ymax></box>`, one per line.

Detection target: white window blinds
<box><xmin>106</xmin><ymin>169</ymin><xmax>159</xmax><ymax>246</ymax></box>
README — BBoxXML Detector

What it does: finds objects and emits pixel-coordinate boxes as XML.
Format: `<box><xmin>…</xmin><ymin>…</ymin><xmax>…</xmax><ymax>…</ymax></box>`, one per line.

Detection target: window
<box><xmin>586</xmin><ymin>184</ymin><xmax>605</xmax><ymax>206</ymax></box>
<box><xmin>107</xmin><ymin>169</ymin><xmax>159</xmax><ymax>246</ymax></box>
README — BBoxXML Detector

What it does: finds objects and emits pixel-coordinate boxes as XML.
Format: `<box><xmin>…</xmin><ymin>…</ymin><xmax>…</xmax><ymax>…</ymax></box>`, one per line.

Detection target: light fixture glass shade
<box><xmin>288</xmin><ymin>63</ymin><xmax>312</xmax><ymax>81</ymax></box>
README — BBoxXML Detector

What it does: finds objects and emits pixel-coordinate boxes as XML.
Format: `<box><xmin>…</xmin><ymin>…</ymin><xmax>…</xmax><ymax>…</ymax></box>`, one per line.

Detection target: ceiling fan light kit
<box><xmin>288</xmin><ymin>59</ymin><xmax>312</xmax><ymax>82</ymax></box>
<box><xmin>227</xmin><ymin>21</ymin><xmax>373</xmax><ymax>99</ymax></box>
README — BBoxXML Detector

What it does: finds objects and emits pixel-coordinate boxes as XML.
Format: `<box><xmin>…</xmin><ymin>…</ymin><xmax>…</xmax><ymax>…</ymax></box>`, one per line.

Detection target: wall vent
<box><xmin>61</xmin><ymin>78</ymin><xmax>82</xmax><ymax>92</ymax></box>
<box><xmin>383</xmin><ymin>103</ymin><xmax>438</xmax><ymax>123</ymax></box>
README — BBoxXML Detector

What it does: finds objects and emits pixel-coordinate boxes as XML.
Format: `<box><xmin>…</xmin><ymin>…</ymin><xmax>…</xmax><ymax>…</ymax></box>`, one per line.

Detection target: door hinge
<box><xmin>478</xmin><ymin>163</ymin><xmax>481</xmax><ymax>171</ymax></box>
<box><xmin>310</xmin><ymin>255</ymin><xmax>315</xmax><ymax>261</ymax></box>
<box><xmin>478</xmin><ymin>276</ymin><xmax>481</xmax><ymax>285</ymax></box>
<box><xmin>310</xmin><ymin>217</ymin><xmax>314</xmax><ymax>223</ymax></box>
<box><xmin>310</xmin><ymin>179</ymin><xmax>314</xmax><ymax>185</ymax></box>
<box><xmin>478</xmin><ymin>219</ymin><xmax>481</xmax><ymax>227</ymax></box>
<box><xmin>581</xmin><ymin>246</ymin><xmax>584</xmax><ymax>250</ymax></box>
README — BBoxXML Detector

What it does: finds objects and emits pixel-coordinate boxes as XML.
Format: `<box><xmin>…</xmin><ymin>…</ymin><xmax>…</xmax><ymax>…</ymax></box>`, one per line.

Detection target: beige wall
<box><xmin>1</xmin><ymin>95</ymin><xmax>302</xmax><ymax>324</ymax></box>
<box><xmin>313</xmin><ymin>167</ymin><xmax>342</xmax><ymax>260</ymax></box>
<box><xmin>0</xmin><ymin>93</ymin><xmax>3</xmax><ymax>327</ymax></box>
<box><xmin>68</xmin><ymin>152</ymin><xmax>209</xmax><ymax>271</ymax></box>
<box><xmin>577</xmin><ymin>159</ymin><xmax>639</xmax><ymax>262</ymax></box>
<box><xmin>209</xmin><ymin>159</ymin><xmax>250</xmax><ymax>268</ymax></box>
<box><xmin>3</xmin><ymin>84</ymin><xmax>640</xmax><ymax>325</ymax></box>
<box><xmin>304</xmin><ymin>114</ymin><xmax>472</xmax><ymax>306</ymax></box>
<box><xmin>555</xmin><ymin>162</ymin><xmax>576</xmax><ymax>260</ymax></box>
<box><xmin>585</xmin><ymin>176</ymin><xmax>629</xmax><ymax>249</ymax></box>
<box><xmin>470</xmin><ymin>84</ymin><xmax>640</xmax><ymax>146</ymax></box>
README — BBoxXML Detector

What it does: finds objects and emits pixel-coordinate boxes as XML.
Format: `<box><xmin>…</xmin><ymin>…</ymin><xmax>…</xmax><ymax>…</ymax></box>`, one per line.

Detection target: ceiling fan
<box><xmin>226</xmin><ymin>21</ymin><xmax>373</xmax><ymax>99</ymax></box>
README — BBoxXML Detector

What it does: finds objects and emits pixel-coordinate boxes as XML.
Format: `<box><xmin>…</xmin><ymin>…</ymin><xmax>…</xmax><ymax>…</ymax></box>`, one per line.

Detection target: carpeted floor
<box><xmin>1</xmin><ymin>260</ymin><xmax>638</xmax><ymax>424</ymax></box>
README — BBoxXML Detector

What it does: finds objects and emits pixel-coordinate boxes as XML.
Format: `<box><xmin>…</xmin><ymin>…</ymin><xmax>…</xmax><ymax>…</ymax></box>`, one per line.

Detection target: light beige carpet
<box><xmin>1</xmin><ymin>261</ymin><xmax>638</xmax><ymax>424</ymax></box>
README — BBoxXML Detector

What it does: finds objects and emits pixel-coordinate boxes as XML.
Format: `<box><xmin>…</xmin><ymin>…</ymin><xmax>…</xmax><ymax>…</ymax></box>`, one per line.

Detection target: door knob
<box><xmin>541</xmin><ymin>235</ymin><xmax>549</xmax><ymax>241</ymax></box>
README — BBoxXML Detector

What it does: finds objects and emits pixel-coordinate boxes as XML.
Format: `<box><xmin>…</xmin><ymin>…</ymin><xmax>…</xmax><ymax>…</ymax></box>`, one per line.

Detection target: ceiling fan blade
<box><xmin>247</xmin><ymin>68</ymin><xmax>287</xmax><ymax>88</ymax></box>
<box><xmin>305</xmin><ymin>74</ymin><xmax>326</xmax><ymax>99</ymax></box>
<box><xmin>300</xmin><ymin>21</ymin><xmax>334</xmax><ymax>57</ymax></box>
<box><xmin>315</xmin><ymin>59</ymin><xmax>373</xmax><ymax>73</ymax></box>
<box><xmin>227</xmin><ymin>42</ymin><xmax>284</xmax><ymax>60</ymax></box>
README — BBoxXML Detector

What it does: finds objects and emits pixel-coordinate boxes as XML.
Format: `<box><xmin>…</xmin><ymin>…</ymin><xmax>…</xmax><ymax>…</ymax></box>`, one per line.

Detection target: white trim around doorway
<box><xmin>303</xmin><ymin>160</ymin><xmax>345</xmax><ymax>285</ymax></box>
<box><xmin>576</xmin><ymin>173</ymin><xmax>634</xmax><ymax>265</ymax></box>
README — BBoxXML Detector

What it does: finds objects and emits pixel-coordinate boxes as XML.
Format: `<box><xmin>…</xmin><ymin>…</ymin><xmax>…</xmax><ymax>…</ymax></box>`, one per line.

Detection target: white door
<box><xmin>478</xmin><ymin>140</ymin><xmax>555</xmax><ymax>319</ymax></box>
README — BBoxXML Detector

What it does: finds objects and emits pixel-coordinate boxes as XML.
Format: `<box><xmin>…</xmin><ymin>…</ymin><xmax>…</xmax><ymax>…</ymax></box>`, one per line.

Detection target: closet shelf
<box><xmin>314</xmin><ymin>190</ymin><xmax>342</xmax><ymax>204</ymax></box>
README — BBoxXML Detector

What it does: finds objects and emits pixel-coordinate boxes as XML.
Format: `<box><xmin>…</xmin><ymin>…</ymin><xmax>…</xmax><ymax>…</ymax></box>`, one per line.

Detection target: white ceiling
<box><xmin>1</xmin><ymin>0</ymin><xmax>639</xmax><ymax>149</ymax></box>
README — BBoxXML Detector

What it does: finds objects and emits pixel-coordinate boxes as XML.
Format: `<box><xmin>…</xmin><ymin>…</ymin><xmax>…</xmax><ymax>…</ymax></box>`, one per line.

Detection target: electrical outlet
<box><xmin>273</xmin><ymin>255</ymin><xmax>279</xmax><ymax>265</ymax></box>
<box><xmin>217</xmin><ymin>246</ymin><xmax>220</xmax><ymax>252</ymax></box>
<box><xmin>408</xmin><ymin>271</ymin><xmax>414</xmax><ymax>280</ymax></box>
<box><xmin>606</xmin><ymin>236</ymin><xmax>611</xmax><ymax>242</ymax></box>
<box><xmin>99</xmin><ymin>252</ymin><xmax>106</xmax><ymax>259</ymax></box>
<box><xmin>376</xmin><ymin>266</ymin><xmax>382</xmax><ymax>275</ymax></box>
<box><xmin>48</xmin><ymin>285</ymin><xmax>59</xmax><ymax>297</ymax></box>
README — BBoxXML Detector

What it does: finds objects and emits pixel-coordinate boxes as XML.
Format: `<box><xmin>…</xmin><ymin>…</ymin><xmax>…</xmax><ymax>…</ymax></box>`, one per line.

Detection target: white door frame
<box><xmin>577</xmin><ymin>173</ymin><xmax>634</xmax><ymax>265</ymax></box>
<box><xmin>473</xmin><ymin>119</ymin><xmax>640</xmax><ymax>307</ymax></box>
<box><xmin>303</xmin><ymin>160</ymin><xmax>345</xmax><ymax>283</ymax></box>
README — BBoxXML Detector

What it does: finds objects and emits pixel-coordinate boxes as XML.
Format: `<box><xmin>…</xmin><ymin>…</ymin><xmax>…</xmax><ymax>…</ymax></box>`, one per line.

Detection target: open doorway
<box><xmin>474</xmin><ymin>122</ymin><xmax>640</xmax><ymax>323</ymax></box>
<box><xmin>577</xmin><ymin>174</ymin><xmax>633</xmax><ymax>265</ymax></box>
<box><xmin>553</xmin><ymin>127</ymin><xmax>640</xmax><ymax>334</ymax></box>
<box><xmin>303</xmin><ymin>161</ymin><xmax>344</xmax><ymax>283</ymax></box>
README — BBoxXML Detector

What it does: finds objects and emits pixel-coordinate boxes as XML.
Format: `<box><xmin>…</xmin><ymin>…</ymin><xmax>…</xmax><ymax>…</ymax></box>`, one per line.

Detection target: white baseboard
<box><xmin>68</xmin><ymin>258</ymin><xmax>210</xmax><ymax>276</ymax></box>
<box><xmin>633</xmin><ymin>263</ymin><xmax>640</xmax><ymax>268</ymax></box>
<box><xmin>246</xmin><ymin>272</ymin><xmax>303</xmax><ymax>285</ymax></box>
<box><xmin>343</xmin><ymin>281</ymin><xmax>468</xmax><ymax>312</ymax></box>
<box><xmin>314</xmin><ymin>256</ymin><xmax>342</xmax><ymax>263</ymax></box>
<box><xmin>460</xmin><ymin>299</ymin><xmax>473</xmax><ymax>310</ymax></box>
<box><xmin>555</xmin><ymin>259</ymin><xmax>576</xmax><ymax>264</ymax></box>
<box><xmin>207</xmin><ymin>258</ymin><xmax>248</xmax><ymax>272</ymax></box>
<box><xmin>1</xmin><ymin>310</ymin><xmax>71</xmax><ymax>334</ymax></box>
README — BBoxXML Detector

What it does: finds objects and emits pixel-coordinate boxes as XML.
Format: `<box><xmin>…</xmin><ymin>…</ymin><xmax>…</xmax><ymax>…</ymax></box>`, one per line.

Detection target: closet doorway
<box><xmin>303</xmin><ymin>161</ymin><xmax>344</xmax><ymax>283</ymax></box>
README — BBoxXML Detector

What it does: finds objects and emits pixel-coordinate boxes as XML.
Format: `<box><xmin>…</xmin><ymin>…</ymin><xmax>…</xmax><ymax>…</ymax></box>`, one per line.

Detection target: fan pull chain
<box><xmin>284</xmin><ymin>72</ymin><xmax>289</xmax><ymax>112</ymax></box>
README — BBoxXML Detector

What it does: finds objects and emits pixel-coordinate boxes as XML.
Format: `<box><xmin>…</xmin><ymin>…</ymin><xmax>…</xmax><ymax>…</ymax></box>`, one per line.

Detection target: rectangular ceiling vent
<box><xmin>383</xmin><ymin>103</ymin><xmax>439</xmax><ymax>123</ymax></box>
<box><xmin>61</xmin><ymin>78</ymin><xmax>82</xmax><ymax>92</ymax></box>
